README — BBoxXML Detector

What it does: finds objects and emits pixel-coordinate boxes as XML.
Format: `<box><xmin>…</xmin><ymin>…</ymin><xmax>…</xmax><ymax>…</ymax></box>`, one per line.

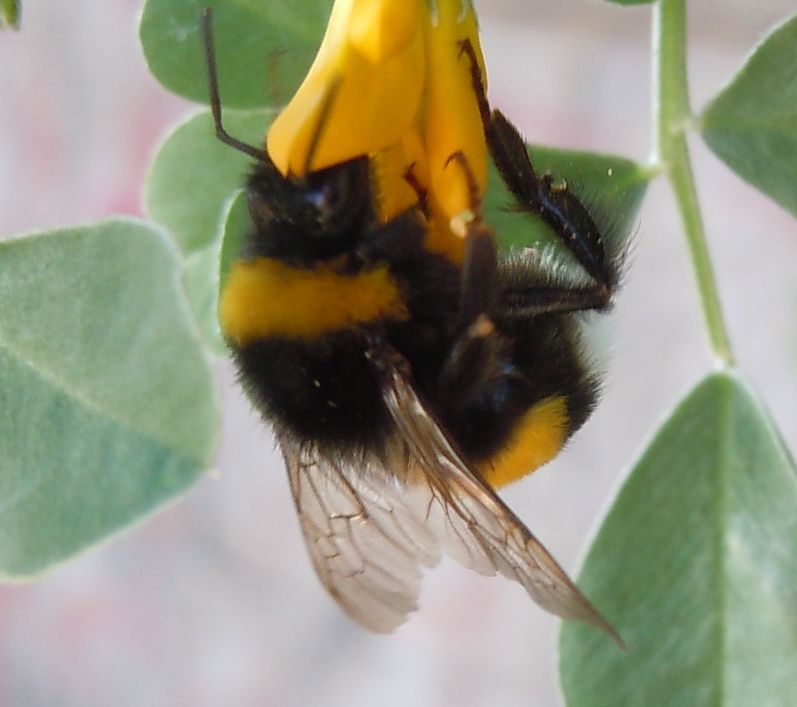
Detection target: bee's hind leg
<box><xmin>457</xmin><ymin>37</ymin><xmax>614</xmax><ymax>290</ymax></box>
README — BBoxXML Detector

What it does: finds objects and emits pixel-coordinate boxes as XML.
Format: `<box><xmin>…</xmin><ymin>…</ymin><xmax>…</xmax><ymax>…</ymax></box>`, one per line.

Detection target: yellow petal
<box><xmin>370</xmin><ymin>128</ymin><xmax>429</xmax><ymax>224</ymax></box>
<box><xmin>267</xmin><ymin>0</ymin><xmax>425</xmax><ymax>177</ymax></box>
<box><xmin>423</xmin><ymin>0</ymin><xmax>488</xmax><ymax>223</ymax></box>
<box><xmin>364</xmin><ymin>0</ymin><xmax>491</xmax><ymax>263</ymax></box>
<box><xmin>348</xmin><ymin>0</ymin><xmax>421</xmax><ymax>62</ymax></box>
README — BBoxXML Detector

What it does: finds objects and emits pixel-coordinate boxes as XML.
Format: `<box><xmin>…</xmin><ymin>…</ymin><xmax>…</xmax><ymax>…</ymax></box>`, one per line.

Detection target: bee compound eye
<box><xmin>307</xmin><ymin>164</ymin><xmax>368</xmax><ymax>237</ymax></box>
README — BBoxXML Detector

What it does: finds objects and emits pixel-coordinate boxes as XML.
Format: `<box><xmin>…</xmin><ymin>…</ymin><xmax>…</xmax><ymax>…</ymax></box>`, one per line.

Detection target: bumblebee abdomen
<box><xmin>232</xmin><ymin>331</ymin><xmax>391</xmax><ymax>449</ymax></box>
<box><xmin>477</xmin><ymin>395</ymin><xmax>569</xmax><ymax>488</ymax></box>
<box><xmin>220</xmin><ymin>253</ymin><xmax>414</xmax><ymax>449</ymax></box>
<box><xmin>220</xmin><ymin>244</ymin><xmax>468</xmax><ymax>454</ymax></box>
<box><xmin>434</xmin><ymin>311</ymin><xmax>600</xmax><ymax>489</ymax></box>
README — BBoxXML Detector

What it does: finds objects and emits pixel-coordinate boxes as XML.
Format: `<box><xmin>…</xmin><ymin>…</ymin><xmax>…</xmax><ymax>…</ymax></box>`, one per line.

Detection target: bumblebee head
<box><xmin>200</xmin><ymin>9</ymin><xmax>378</xmax><ymax>268</ymax></box>
<box><xmin>242</xmin><ymin>156</ymin><xmax>375</xmax><ymax>265</ymax></box>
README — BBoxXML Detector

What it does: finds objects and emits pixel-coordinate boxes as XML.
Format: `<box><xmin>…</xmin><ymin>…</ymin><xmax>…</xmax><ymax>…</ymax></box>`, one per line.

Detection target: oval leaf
<box><xmin>701</xmin><ymin>14</ymin><xmax>797</xmax><ymax>219</ymax></box>
<box><xmin>0</xmin><ymin>220</ymin><xmax>220</xmax><ymax>577</ymax></box>
<box><xmin>218</xmin><ymin>188</ymin><xmax>249</xmax><ymax>295</ymax></box>
<box><xmin>145</xmin><ymin>109</ymin><xmax>269</xmax><ymax>348</ymax></box>
<box><xmin>139</xmin><ymin>0</ymin><xmax>333</xmax><ymax>108</ymax></box>
<box><xmin>1</xmin><ymin>0</ymin><xmax>19</xmax><ymax>29</ymax></box>
<box><xmin>183</xmin><ymin>188</ymin><xmax>248</xmax><ymax>355</ymax></box>
<box><xmin>182</xmin><ymin>237</ymin><xmax>225</xmax><ymax>356</ymax></box>
<box><xmin>560</xmin><ymin>372</ymin><xmax>797</xmax><ymax>705</ymax></box>
<box><xmin>145</xmin><ymin>108</ymin><xmax>272</xmax><ymax>256</ymax></box>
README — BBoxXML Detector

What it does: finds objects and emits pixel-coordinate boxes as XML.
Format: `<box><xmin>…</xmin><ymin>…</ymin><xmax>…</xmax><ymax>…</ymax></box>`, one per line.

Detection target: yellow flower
<box><xmin>267</xmin><ymin>0</ymin><xmax>489</xmax><ymax>261</ymax></box>
<box><xmin>267</xmin><ymin>0</ymin><xmax>425</xmax><ymax>177</ymax></box>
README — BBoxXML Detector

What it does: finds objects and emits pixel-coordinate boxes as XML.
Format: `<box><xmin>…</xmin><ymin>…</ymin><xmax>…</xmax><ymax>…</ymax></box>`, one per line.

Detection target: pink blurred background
<box><xmin>1</xmin><ymin>1</ymin><xmax>796</xmax><ymax>705</ymax></box>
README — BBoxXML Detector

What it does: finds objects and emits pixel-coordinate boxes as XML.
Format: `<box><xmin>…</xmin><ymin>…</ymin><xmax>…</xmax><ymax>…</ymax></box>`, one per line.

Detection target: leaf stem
<box><xmin>652</xmin><ymin>0</ymin><xmax>735</xmax><ymax>368</ymax></box>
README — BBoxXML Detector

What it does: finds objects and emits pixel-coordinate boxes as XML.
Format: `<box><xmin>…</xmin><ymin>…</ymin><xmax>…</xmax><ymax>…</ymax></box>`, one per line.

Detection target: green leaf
<box><xmin>560</xmin><ymin>372</ymin><xmax>797</xmax><ymax>706</ymax></box>
<box><xmin>0</xmin><ymin>220</ymin><xmax>220</xmax><ymax>577</ymax></box>
<box><xmin>485</xmin><ymin>146</ymin><xmax>650</xmax><ymax>257</ymax></box>
<box><xmin>205</xmin><ymin>189</ymin><xmax>251</xmax><ymax>354</ymax></box>
<box><xmin>183</xmin><ymin>237</ymin><xmax>224</xmax><ymax>356</ymax></box>
<box><xmin>183</xmin><ymin>187</ymin><xmax>247</xmax><ymax>355</ymax></box>
<box><xmin>139</xmin><ymin>0</ymin><xmax>333</xmax><ymax>108</ymax></box>
<box><xmin>145</xmin><ymin>109</ymin><xmax>272</xmax><ymax>256</ymax></box>
<box><xmin>701</xmin><ymin>14</ymin><xmax>797</xmax><ymax>219</ymax></box>
<box><xmin>0</xmin><ymin>0</ymin><xmax>19</xmax><ymax>28</ymax></box>
<box><xmin>218</xmin><ymin>189</ymin><xmax>249</xmax><ymax>295</ymax></box>
<box><xmin>145</xmin><ymin>109</ymin><xmax>269</xmax><ymax>350</ymax></box>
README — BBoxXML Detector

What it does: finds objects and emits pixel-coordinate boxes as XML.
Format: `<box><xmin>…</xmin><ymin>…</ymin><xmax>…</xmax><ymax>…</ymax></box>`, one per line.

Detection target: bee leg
<box><xmin>457</xmin><ymin>38</ymin><xmax>613</xmax><ymax>290</ymax></box>
<box><xmin>500</xmin><ymin>282</ymin><xmax>613</xmax><ymax>315</ymax></box>
<box><xmin>445</xmin><ymin>151</ymin><xmax>499</xmax><ymax>324</ymax></box>
<box><xmin>432</xmin><ymin>312</ymin><xmax>533</xmax><ymax>470</ymax></box>
<box><xmin>456</xmin><ymin>38</ymin><xmax>491</xmax><ymax>130</ymax></box>
<box><xmin>438</xmin><ymin>313</ymin><xmax>510</xmax><ymax>404</ymax></box>
<box><xmin>403</xmin><ymin>163</ymin><xmax>430</xmax><ymax>214</ymax></box>
<box><xmin>429</xmin><ymin>150</ymin><xmax>522</xmax><ymax>444</ymax></box>
<box><xmin>460</xmin><ymin>221</ymin><xmax>498</xmax><ymax>323</ymax></box>
<box><xmin>493</xmin><ymin>113</ymin><xmax>614</xmax><ymax>290</ymax></box>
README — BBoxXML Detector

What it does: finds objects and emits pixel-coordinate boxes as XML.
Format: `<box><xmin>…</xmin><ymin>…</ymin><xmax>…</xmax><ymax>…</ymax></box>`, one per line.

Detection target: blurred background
<box><xmin>1</xmin><ymin>1</ymin><xmax>796</xmax><ymax>705</ymax></box>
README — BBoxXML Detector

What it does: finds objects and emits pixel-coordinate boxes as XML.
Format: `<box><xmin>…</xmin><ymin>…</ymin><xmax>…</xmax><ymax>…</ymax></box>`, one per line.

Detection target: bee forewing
<box><xmin>382</xmin><ymin>362</ymin><xmax>623</xmax><ymax>646</ymax></box>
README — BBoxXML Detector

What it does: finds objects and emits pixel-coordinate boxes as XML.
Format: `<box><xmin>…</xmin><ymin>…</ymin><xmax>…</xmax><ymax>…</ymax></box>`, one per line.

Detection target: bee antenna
<box><xmin>201</xmin><ymin>7</ymin><xmax>270</xmax><ymax>163</ymax></box>
<box><xmin>298</xmin><ymin>75</ymin><xmax>344</xmax><ymax>178</ymax></box>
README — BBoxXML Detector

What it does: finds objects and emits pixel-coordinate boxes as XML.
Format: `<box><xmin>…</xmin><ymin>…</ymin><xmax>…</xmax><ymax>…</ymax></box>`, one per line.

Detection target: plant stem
<box><xmin>652</xmin><ymin>0</ymin><xmax>735</xmax><ymax>367</ymax></box>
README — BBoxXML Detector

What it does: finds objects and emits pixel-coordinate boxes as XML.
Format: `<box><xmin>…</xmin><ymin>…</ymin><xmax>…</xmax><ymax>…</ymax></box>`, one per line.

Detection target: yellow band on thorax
<box><xmin>220</xmin><ymin>257</ymin><xmax>408</xmax><ymax>345</ymax></box>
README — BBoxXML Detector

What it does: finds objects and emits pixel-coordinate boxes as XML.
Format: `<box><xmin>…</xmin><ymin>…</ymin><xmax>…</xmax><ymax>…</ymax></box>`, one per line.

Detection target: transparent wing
<box><xmin>280</xmin><ymin>354</ymin><xmax>621</xmax><ymax>644</ymax></box>
<box><xmin>381</xmin><ymin>361</ymin><xmax>623</xmax><ymax>646</ymax></box>
<box><xmin>279</xmin><ymin>434</ymin><xmax>442</xmax><ymax>633</ymax></box>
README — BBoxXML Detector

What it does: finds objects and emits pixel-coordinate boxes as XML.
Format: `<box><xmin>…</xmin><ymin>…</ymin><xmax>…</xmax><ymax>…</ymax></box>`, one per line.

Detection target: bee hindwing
<box><xmin>280</xmin><ymin>434</ymin><xmax>442</xmax><ymax>633</ymax></box>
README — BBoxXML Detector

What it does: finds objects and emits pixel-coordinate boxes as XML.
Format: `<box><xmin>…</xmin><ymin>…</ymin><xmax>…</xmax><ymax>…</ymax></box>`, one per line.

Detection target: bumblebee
<box><xmin>203</xmin><ymin>10</ymin><xmax>622</xmax><ymax>641</ymax></box>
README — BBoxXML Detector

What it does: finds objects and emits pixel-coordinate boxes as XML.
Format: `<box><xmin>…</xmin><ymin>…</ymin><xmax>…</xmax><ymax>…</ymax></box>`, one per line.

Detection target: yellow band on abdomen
<box><xmin>479</xmin><ymin>395</ymin><xmax>569</xmax><ymax>489</ymax></box>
